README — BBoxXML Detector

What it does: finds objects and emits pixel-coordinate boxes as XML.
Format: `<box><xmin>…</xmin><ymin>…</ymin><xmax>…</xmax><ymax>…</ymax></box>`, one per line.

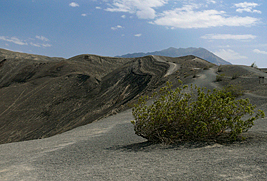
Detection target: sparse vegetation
<box><xmin>216</xmin><ymin>74</ymin><xmax>224</xmax><ymax>82</ymax></box>
<box><xmin>217</xmin><ymin>65</ymin><xmax>223</xmax><ymax>72</ymax></box>
<box><xmin>131</xmin><ymin>81</ymin><xmax>265</xmax><ymax>144</ymax></box>
<box><xmin>222</xmin><ymin>84</ymin><xmax>244</xmax><ymax>98</ymax></box>
<box><xmin>251</xmin><ymin>62</ymin><xmax>258</xmax><ymax>68</ymax></box>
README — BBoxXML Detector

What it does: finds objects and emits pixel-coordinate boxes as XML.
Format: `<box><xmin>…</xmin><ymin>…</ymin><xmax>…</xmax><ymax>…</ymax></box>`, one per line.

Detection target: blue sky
<box><xmin>0</xmin><ymin>0</ymin><xmax>266</xmax><ymax>67</ymax></box>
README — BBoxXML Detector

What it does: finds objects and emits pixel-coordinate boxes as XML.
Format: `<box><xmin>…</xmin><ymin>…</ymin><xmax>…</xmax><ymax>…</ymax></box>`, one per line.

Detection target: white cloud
<box><xmin>96</xmin><ymin>6</ymin><xmax>102</xmax><ymax>9</ymax></box>
<box><xmin>253</xmin><ymin>49</ymin><xmax>267</xmax><ymax>55</ymax></box>
<box><xmin>201</xmin><ymin>34</ymin><xmax>257</xmax><ymax>40</ymax></box>
<box><xmin>111</xmin><ymin>25</ymin><xmax>123</xmax><ymax>30</ymax></box>
<box><xmin>105</xmin><ymin>0</ymin><xmax>168</xmax><ymax>19</ymax></box>
<box><xmin>214</xmin><ymin>49</ymin><xmax>247</xmax><ymax>60</ymax></box>
<box><xmin>234</xmin><ymin>2</ymin><xmax>261</xmax><ymax>14</ymax></box>
<box><xmin>153</xmin><ymin>4</ymin><xmax>259</xmax><ymax>28</ymax></box>
<box><xmin>236</xmin><ymin>9</ymin><xmax>261</xmax><ymax>14</ymax></box>
<box><xmin>81</xmin><ymin>13</ymin><xmax>87</xmax><ymax>16</ymax></box>
<box><xmin>121</xmin><ymin>15</ymin><xmax>126</xmax><ymax>18</ymax></box>
<box><xmin>234</xmin><ymin>2</ymin><xmax>258</xmax><ymax>8</ymax></box>
<box><xmin>30</xmin><ymin>42</ymin><xmax>41</xmax><ymax>47</ymax></box>
<box><xmin>69</xmin><ymin>2</ymin><xmax>79</xmax><ymax>7</ymax></box>
<box><xmin>30</xmin><ymin>42</ymin><xmax>52</xmax><ymax>48</ymax></box>
<box><xmin>134</xmin><ymin>33</ymin><xmax>142</xmax><ymax>37</ymax></box>
<box><xmin>252</xmin><ymin>9</ymin><xmax>261</xmax><ymax>14</ymax></box>
<box><xmin>0</xmin><ymin>36</ymin><xmax>28</xmax><ymax>45</ymax></box>
<box><xmin>136</xmin><ymin>7</ymin><xmax>156</xmax><ymax>19</ymax></box>
<box><xmin>42</xmin><ymin>43</ymin><xmax>52</xmax><ymax>47</ymax></box>
<box><xmin>36</xmin><ymin>35</ymin><xmax>49</xmax><ymax>41</ymax></box>
<box><xmin>236</xmin><ymin>8</ymin><xmax>261</xmax><ymax>14</ymax></box>
<box><xmin>0</xmin><ymin>35</ymin><xmax>52</xmax><ymax>47</ymax></box>
<box><xmin>33</xmin><ymin>35</ymin><xmax>51</xmax><ymax>47</ymax></box>
<box><xmin>207</xmin><ymin>0</ymin><xmax>216</xmax><ymax>4</ymax></box>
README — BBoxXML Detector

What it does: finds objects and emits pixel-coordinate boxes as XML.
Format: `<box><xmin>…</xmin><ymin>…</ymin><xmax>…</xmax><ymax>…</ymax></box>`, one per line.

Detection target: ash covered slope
<box><xmin>0</xmin><ymin>49</ymin><xmax>215</xmax><ymax>144</ymax></box>
<box><xmin>0</xmin><ymin>50</ymin><xmax>171</xmax><ymax>144</ymax></box>
<box><xmin>118</xmin><ymin>47</ymin><xmax>231</xmax><ymax>65</ymax></box>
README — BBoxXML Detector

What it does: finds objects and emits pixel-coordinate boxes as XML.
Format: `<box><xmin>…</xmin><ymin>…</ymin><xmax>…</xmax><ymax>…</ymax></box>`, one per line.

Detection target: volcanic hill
<box><xmin>0</xmin><ymin>49</ymin><xmax>215</xmax><ymax>144</ymax></box>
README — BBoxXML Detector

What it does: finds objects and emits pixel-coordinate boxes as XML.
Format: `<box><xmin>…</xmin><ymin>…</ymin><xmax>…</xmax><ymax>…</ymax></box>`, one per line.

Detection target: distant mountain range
<box><xmin>117</xmin><ymin>47</ymin><xmax>231</xmax><ymax>65</ymax></box>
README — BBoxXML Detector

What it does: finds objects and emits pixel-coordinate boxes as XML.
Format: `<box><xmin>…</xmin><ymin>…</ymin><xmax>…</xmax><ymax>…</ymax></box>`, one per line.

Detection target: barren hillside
<box><xmin>0</xmin><ymin>48</ymin><xmax>216</xmax><ymax>144</ymax></box>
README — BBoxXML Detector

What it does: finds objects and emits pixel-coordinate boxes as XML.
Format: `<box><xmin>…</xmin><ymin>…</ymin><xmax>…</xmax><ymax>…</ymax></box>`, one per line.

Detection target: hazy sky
<box><xmin>1</xmin><ymin>0</ymin><xmax>266</xmax><ymax>67</ymax></box>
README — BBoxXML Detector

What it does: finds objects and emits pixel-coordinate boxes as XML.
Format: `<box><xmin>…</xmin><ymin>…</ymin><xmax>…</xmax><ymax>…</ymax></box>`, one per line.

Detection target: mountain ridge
<box><xmin>0</xmin><ymin>48</ymin><xmax>65</xmax><ymax>61</ymax></box>
<box><xmin>117</xmin><ymin>47</ymin><xmax>231</xmax><ymax>65</ymax></box>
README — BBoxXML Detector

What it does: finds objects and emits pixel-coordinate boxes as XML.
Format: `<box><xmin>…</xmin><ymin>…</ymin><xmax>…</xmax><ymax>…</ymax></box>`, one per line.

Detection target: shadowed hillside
<box><xmin>0</xmin><ymin>51</ymin><xmax>165</xmax><ymax>144</ymax></box>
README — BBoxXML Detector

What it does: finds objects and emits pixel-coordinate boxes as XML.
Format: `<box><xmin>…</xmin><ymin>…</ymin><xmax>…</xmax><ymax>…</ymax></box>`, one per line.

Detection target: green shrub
<box><xmin>131</xmin><ymin>81</ymin><xmax>264</xmax><ymax>144</ymax></box>
<box><xmin>222</xmin><ymin>84</ymin><xmax>244</xmax><ymax>98</ymax></box>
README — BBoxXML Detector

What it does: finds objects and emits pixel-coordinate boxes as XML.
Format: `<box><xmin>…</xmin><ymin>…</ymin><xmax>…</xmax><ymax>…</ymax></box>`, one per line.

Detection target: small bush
<box><xmin>217</xmin><ymin>66</ymin><xmax>223</xmax><ymax>72</ymax></box>
<box><xmin>251</xmin><ymin>62</ymin><xmax>258</xmax><ymax>68</ymax></box>
<box><xmin>131</xmin><ymin>81</ymin><xmax>264</xmax><ymax>144</ymax></box>
<box><xmin>216</xmin><ymin>74</ymin><xmax>224</xmax><ymax>82</ymax></box>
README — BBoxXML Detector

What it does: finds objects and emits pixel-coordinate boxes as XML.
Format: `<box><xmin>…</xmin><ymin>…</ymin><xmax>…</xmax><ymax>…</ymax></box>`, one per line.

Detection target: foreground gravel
<box><xmin>0</xmin><ymin>68</ymin><xmax>267</xmax><ymax>181</ymax></box>
<box><xmin>0</xmin><ymin>106</ymin><xmax>266</xmax><ymax>181</ymax></box>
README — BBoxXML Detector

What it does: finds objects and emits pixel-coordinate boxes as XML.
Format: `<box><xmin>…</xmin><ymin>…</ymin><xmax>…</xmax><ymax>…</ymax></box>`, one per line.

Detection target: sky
<box><xmin>0</xmin><ymin>0</ymin><xmax>266</xmax><ymax>67</ymax></box>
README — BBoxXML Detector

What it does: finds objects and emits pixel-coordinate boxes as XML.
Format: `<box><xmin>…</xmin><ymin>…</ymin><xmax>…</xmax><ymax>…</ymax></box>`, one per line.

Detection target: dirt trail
<box><xmin>151</xmin><ymin>55</ymin><xmax>180</xmax><ymax>77</ymax></box>
<box><xmin>164</xmin><ymin>62</ymin><xmax>179</xmax><ymax>77</ymax></box>
<box><xmin>191</xmin><ymin>67</ymin><xmax>218</xmax><ymax>90</ymax></box>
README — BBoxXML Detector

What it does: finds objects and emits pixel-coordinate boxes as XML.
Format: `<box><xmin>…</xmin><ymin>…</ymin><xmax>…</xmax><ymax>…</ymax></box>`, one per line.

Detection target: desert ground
<box><xmin>0</xmin><ymin>49</ymin><xmax>267</xmax><ymax>180</ymax></box>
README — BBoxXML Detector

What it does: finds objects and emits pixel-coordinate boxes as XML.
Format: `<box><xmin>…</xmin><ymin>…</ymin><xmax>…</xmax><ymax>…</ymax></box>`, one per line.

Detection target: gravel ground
<box><xmin>0</xmin><ymin>107</ymin><xmax>266</xmax><ymax>181</ymax></box>
<box><xmin>0</xmin><ymin>67</ymin><xmax>267</xmax><ymax>181</ymax></box>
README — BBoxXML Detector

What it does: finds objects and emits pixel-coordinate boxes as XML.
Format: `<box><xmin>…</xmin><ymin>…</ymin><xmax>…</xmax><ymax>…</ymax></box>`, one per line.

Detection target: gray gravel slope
<box><xmin>0</xmin><ymin>68</ymin><xmax>267</xmax><ymax>181</ymax></box>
